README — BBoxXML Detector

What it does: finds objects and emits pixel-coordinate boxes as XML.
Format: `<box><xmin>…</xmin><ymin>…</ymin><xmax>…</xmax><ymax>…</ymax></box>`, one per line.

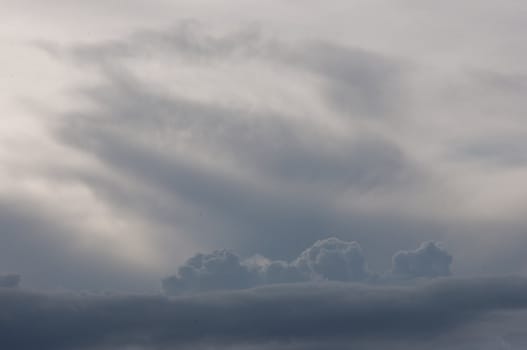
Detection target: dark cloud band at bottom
<box><xmin>1</xmin><ymin>276</ymin><xmax>527</xmax><ymax>349</ymax></box>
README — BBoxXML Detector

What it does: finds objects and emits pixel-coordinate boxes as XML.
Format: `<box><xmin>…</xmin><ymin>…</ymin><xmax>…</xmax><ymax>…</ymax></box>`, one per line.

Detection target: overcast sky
<box><xmin>2</xmin><ymin>1</ymin><xmax>527</xmax><ymax>349</ymax></box>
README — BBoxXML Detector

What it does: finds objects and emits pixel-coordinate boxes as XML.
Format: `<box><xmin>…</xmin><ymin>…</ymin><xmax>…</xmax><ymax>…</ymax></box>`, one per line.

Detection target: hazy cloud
<box><xmin>68</xmin><ymin>21</ymin><xmax>266</xmax><ymax>63</ymax></box>
<box><xmin>4</xmin><ymin>3</ymin><xmax>527</xmax><ymax>295</ymax></box>
<box><xmin>47</xmin><ymin>48</ymin><xmax>428</xmax><ymax>270</ymax></box>
<box><xmin>283</xmin><ymin>42</ymin><xmax>407</xmax><ymax>118</ymax></box>
<box><xmin>55</xmin><ymin>22</ymin><xmax>408</xmax><ymax>120</ymax></box>
<box><xmin>0</xmin><ymin>197</ymin><xmax>158</xmax><ymax>292</ymax></box>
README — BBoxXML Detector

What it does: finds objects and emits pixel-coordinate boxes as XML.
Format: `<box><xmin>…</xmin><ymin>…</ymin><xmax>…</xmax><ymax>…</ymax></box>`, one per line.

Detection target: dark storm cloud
<box><xmin>162</xmin><ymin>238</ymin><xmax>374</xmax><ymax>295</ymax></box>
<box><xmin>2</xmin><ymin>277</ymin><xmax>527</xmax><ymax>349</ymax></box>
<box><xmin>0</xmin><ymin>273</ymin><xmax>20</xmax><ymax>288</ymax></box>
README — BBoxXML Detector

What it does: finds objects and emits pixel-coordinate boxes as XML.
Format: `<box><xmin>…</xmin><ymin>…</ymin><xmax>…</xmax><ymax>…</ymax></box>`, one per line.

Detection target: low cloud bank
<box><xmin>0</xmin><ymin>274</ymin><xmax>21</xmax><ymax>288</ymax></box>
<box><xmin>163</xmin><ymin>238</ymin><xmax>451</xmax><ymax>295</ymax></box>
<box><xmin>1</xmin><ymin>277</ymin><xmax>527</xmax><ymax>350</ymax></box>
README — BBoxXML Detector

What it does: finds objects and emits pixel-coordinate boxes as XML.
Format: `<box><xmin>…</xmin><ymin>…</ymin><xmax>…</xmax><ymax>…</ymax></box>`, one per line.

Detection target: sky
<box><xmin>2</xmin><ymin>1</ymin><xmax>527</xmax><ymax>349</ymax></box>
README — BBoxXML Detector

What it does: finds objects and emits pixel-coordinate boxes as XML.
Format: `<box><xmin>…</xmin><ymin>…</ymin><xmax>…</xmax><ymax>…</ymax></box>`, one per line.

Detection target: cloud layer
<box><xmin>2</xmin><ymin>276</ymin><xmax>527</xmax><ymax>350</ymax></box>
<box><xmin>0</xmin><ymin>274</ymin><xmax>20</xmax><ymax>288</ymax></box>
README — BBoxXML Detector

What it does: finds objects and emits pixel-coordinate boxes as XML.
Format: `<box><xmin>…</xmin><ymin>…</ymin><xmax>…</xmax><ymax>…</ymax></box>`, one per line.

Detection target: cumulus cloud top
<box><xmin>163</xmin><ymin>238</ymin><xmax>453</xmax><ymax>294</ymax></box>
<box><xmin>292</xmin><ymin>238</ymin><xmax>370</xmax><ymax>281</ymax></box>
<box><xmin>391</xmin><ymin>241</ymin><xmax>453</xmax><ymax>279</ymax></box>
<box><xmin>163</xmin><ymin>238</ymin><xmax>374</xmax><ymax>294</ymax></box>
<box><xmin>161</xmin><ymin>249</ymin><xmax>255</xmax><ymax>294</ymax></box>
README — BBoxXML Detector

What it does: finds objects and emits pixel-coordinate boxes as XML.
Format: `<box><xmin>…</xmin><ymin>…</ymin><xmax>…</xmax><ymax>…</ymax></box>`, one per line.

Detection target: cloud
<box><xmin>68</xmin><ymin>20</ymin><xmax>266</xmax><ymax>64</ymax></box>
<box><xmin>291</xmin><ymin>237</ymin><xmax>371</xmax><ymax>281</ymax></box>
<box><xmin>279</xmin><ymin>41</ymin><xmax>407</xmax><ymax>118</ymax></box>
<box><xmin>48</xmin><ymin>49</ymin><xmax>429</xmax><ymax>270</ymax></box>
<box><xmin>3</xmin><ymin>277</ymin><xmax>527</xmax><ymax>349</ymax></box>
<box><xmin>391</xmin><ymin>241</ymin><xmax>453</xmax><ymax>279</ymax></box>
<box><xmin>161</xmin><ymin>249</ymin><xmax>255</xmax><ymax>295</ymax></box>
<box><xmin>0</xmin><ymin>274</ymin><xmax>20</xmax><ymax>288</ymax></box>
<box><xmin>163</xmin><ymin>238</ymin><xmax>374</xmax><ymax>295</ymax></box>
<box><xmin>53</xmin><ymin>22</ymin><xmax>408</xmax><ymax>121</ymax></box>
<box><xmin>9</xmin><ymin>15</ymin><xmax>527</xmax><ymax>294</ymax></box>
<box><xmin>163</xmin><ymin>238</ymin><xmax>454</xmax><ymax>295</ymax></box>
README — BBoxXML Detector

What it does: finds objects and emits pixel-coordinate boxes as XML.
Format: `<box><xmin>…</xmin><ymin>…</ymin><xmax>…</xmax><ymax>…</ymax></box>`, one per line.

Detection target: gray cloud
<box><xmin>455</xmin><ymin>136</ymin><xmax>527</xmax><ymax>167</ymax></box>
<box><xmin>163</xmin><ymin>238</ymin><xmax>452</xmax><ymax>295</ymax></box>
<box><xmin>72</xmin><ymin>21</ymin><xmax>265</xmax><ymax>63</ymax></box>
<box><xmin>163</xmin><ymin>237</ymin><xmax>373</xmax><ymax>295</ymax></box>
<box><xmin>391</xmin><ymin>241</ymin><xmax>453</xmax><ymax>279</ymax></box>
<box><xmin>288</xmin><ymin>237</ymin><xmax>371</xmax><ymax>282</ymax></box>
<box><xmin>0</xmin><ymin>274</ymin><xmax>20</xmax><ymax>288</ymax></box>
<box><xmin>48</xmin><ymin>61</ymin><xmax>431</xmax><ymax>269</ymax></box>
<box><xmin>44</xmin><ymin>22</ymin><xmax>408</xmax><ymax>121</ymax></box>
<box><xmin>278</xmin><ymin>41</ymin><xmax>408</xmax><ymax>118</ymax></box>
<box><xmin>4</xmin><ymin>5</ymin><xmax>527</xmax><ymax>349</ymax></box>
<box><xmin>60</xmin><ymin>69</ymin><xmax>412</xmax><ymax>189</ymax></box>
<box><xmin>162</xmin><ymin>249</ymin><xmax>256</xmax><ymax>295</ymax></box>
<box><xmin>2</xmin><ymin>277</ymin><xmax>527</xmax><ymax>349</ymax></box>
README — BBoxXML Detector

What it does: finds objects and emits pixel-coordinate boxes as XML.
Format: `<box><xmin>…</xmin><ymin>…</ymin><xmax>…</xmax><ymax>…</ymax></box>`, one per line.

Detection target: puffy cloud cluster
<box><xmin>161</xmin><ymin>250</ymin><xmax>256</xmax><ymax>294</ymax></box>
<box><xmin>163</xmin><ymin>238</ymin><xmax>452</xmax><ymax>295</ymax></box>
<box><xmin>0</xmin><ymin>274</ymin><xmax>20</xmax><ymax>288</ymax></box>
<box><xmin>291</xmin><ymin>238</ymin><xmax>370</xmax><ymax>282</ymax></box>
<box><xmin>163</xmin><ymin>238</ymin><xmax>372</xmax><ymax>294</ymax></box>
<box><xmin>391</xmin><ymin>242</ymin><xmax>453</xmax><ymax>279</ymax></box>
